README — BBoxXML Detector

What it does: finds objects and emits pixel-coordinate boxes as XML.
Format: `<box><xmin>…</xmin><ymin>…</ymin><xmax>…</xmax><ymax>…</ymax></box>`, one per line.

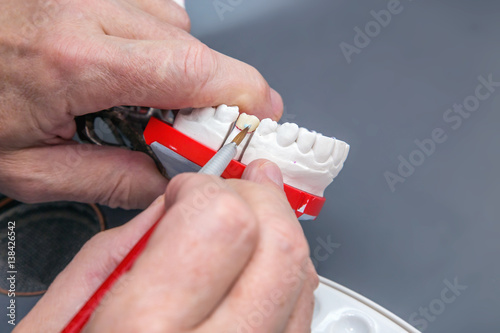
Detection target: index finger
<box><xmin>62</xmin><ymin>33</ymin><xmax>283</xmax><ymax>120</ymax></box>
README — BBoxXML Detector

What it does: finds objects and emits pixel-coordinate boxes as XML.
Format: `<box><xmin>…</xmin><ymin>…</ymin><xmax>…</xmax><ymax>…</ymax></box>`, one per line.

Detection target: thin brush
<box><xmin>62</xmin><ymin>125</ymin><xmax>252</xmax><ymax>333</ymax></box>
<box><xmin>231</xmin><ymin>125</ymin><xmax>251</xmax><ymax>145</ymax></box>
<box><xmin>199</xmin><ymin>125</ymin><xmax>249</xmax><ymax>175</ymax></box>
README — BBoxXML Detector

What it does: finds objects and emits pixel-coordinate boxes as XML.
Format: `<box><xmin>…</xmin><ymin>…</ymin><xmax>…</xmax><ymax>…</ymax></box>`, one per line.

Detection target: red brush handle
<box><xmin>61</xmin><ymin>219</ymin><xmax>161</xmax><ymax>332</ymax></box>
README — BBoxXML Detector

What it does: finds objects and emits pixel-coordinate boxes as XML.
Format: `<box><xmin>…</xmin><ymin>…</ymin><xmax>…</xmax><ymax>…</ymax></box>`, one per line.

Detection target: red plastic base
<box><xmin>144</xmin><ymin>117</ymin><xmax>325</xmax><ymax>220</ymax></box>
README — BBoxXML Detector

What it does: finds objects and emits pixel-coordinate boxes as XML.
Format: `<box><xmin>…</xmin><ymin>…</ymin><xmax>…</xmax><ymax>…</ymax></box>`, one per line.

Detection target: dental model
<box><xmin>143</xmin><ymin>104</ymin><xmax>349</xmax><ymax>220</ymax></box>
<box><xmin>173</xmin><ymin>105</ymin><xmax>349</xmax><ymax>197</ymax></box>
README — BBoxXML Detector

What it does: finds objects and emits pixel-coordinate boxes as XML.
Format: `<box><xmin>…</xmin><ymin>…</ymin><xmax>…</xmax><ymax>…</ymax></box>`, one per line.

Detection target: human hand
<box><xmin>0</xmin><ymin>0</ymin><xmax>283</xmax><ymax>209</ymax></box>
<box><xmin>15</xmin><ymin>160</ymin><xmax>318</xmax><ymax>333</ymax></box>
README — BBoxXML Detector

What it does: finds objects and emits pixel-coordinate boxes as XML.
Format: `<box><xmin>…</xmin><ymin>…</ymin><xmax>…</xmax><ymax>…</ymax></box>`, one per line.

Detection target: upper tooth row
<box><xmin>176</xmin><ymin>105</ymin><xmax>348</xmax><ymax>166</ymax></box>
<box><xmin>181</xmin><ymin>104</ymin><xmax>240</xmax><ymax>122</ymax></box>
<box><xmin>257</xmin><ymin>119</ymin><xmax>346</xmax><ymax>164</ymax></box>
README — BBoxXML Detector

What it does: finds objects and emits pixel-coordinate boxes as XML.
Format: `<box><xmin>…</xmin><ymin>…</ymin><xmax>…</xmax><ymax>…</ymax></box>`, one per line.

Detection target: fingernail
<box><xmin>260</xmin><ymin>161</ymin><xmax>284</xmax><ymax>188</ymax></box>
<box><xmin>151</xmin><ymin>194</ymin><xmax>165</xmax><ymax>207</ymax></box>
<box><xmin>270</xmin><ymin>88</ymin><xmax>283</xmax><ymax>120</ymax></box>
<box><xmin>242</xmin><ymin>160</ymin><xmax>284</xmax><ymax>188</ymax></box>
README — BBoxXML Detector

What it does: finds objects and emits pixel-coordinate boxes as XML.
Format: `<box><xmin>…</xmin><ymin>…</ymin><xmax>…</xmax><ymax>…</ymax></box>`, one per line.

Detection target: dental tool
<box><xmin>199</xmin><ymin>125</ymin><xmax>250</xmax><ymax>175</ymax></box>
<box><xmin>145</xmin><ymin>113</ymin><xmax>334</xmax><ymax>220</ymax></box>
<box><xmin>62</xmin><ymin>122</ymin><xmax>255</xmax><ymax>333</ymax></box>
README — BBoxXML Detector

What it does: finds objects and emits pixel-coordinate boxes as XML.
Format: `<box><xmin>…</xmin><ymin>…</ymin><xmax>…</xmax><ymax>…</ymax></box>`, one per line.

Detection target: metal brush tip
<box><xmin>231</xmin><ymin>126</ymin><xmax>250</xmax><ymax>146</ymax></box>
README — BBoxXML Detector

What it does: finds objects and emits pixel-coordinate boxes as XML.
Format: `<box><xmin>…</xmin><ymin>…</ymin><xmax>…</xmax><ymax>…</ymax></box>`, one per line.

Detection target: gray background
<box><xmin>1</xmin><ymin>0</ymin><xmax>499</xmax><ymax>332</ymax></box>
<box><xmin>188</xmin><ymin>0</ymin><xmax>500</xmax><ymax>332</ymax></box>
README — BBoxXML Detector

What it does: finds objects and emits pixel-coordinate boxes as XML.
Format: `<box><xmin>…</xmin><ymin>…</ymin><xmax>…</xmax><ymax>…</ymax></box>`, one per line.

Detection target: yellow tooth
<box><xmin>235</xmin><ymin>113</ymin><xmax>260</xmax><ymax>132</ymax></box>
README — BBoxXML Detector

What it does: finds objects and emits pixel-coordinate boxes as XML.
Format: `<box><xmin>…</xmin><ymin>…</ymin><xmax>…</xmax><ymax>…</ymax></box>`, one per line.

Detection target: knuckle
<box><xmin>165</xmin><ymin>173</ymin><xmax>223</xmax><ymax>206</ymax></box>
<box><xmin>247</xmin><ymin>178</ymin><xmax>288</xmax><ymax>203</ymax></box>
<box><xmin>306</xmin><ymin>262</ymin><xmax>320</xmax><ymax>288</ymax></box>
<box><xmin>293</xmin><ymin>236</ymin><xmax>311</xmax><ymax>262</ymax></box>
<box><xmin>97</xmin><ymin>172</ymin><xmax>132</xmax><ymax>209</ymax></box>
<box><xmin>176</xmin><ymin>10</ymin><xmax>191</xmax><ymax>32</ymax></box>
<box><xmin>311</xmin><ymin>271</ymin><xmax>320</xmax><ymax>288</ymax></box>
<box><xmin>167</xmin><ymin>172</ymin><xmax>203</xmax><ymax>190</ymax></box>
<box><xmin>208</xmin><ymin>192</ymin><xmax>258</xmax><ymax>242</ymax></box>
<box><xmin>249</xmin><ymin>65</ymin><xmax>270</xmax><ymax>98</ymax></box>
<box><xmin>177</xmin><ymin>42</ymin><xmax>216</xmax><ymax>94</ymax></box>
<box><xmin>273</xmin><ymin>223</ymin><xmax>310</xmax><ymax>262</ymax></box>
<box><xmin>37</xmin><ymin>32</ymin><xmax>97</xmax><ymax>95</ymax></box>
<box><xmin>163</xmin><ymin>173</ymin><xmax>189</xmax><ymax>201</ymax></box>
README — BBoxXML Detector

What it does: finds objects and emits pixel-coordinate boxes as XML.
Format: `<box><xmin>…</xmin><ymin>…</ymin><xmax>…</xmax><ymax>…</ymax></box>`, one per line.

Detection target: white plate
<box><xmin>312</xmin><ymin>276</ymin><xmax>420</xmax><ymax>333</ymax></box>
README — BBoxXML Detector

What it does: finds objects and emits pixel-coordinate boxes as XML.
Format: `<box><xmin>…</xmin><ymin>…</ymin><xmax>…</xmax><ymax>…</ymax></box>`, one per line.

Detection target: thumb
<box><xmin>0</xmin><ymin>144</ymin><xmax>168</xmax><ymax>209</ymax></box>
<box><xmin>241</xmin><ymin>159</ymin><xmax>284</xmax><ymax>189</ymax></box>
<box><xmin>68</xmin><ymin>37</ymin><xmax>284</xmax><ymax>121</ymax></box>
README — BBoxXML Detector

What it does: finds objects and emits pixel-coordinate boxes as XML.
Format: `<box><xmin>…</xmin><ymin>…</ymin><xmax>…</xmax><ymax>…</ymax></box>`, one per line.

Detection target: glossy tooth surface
<box><xmin>256</xmin><ymin>118</ymin><xmax>278</xmax><ymax>135</ymax></box>
<box><xmin>236</xmin><ymin>113</ymin><xmax>260</xmax><ymax>132</ymax></box>
<box><xmin>296</xmin><ymin>128</ymin><xmax>316</xmax><ymax>153</ymax></box>
<box><xmin>313</xmin><ymin>134</ymin><xmax>335</xmax><ymax>163</ymax></box>
<box><xmin>215</xmin><ymin>104</ymin><xmax>239</xmax><ymax>122</ymax></box>
<box><xmin>276</xmin><ymin>122</ymin><xmax>299</xmax><ymax>147</ymax></box>
<box><xmin>192</xmin><ymin>107</ymin><xmax>215</xmax><ymax>121</ymax></box>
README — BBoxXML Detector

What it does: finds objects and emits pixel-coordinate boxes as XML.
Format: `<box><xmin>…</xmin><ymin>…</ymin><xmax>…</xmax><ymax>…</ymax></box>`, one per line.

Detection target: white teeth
<box><xmin>174</xmin><ymin>105</ymin><xmax>350</xmax><ymax>198</ymax></box>
<box><xmin>192</xmin><ymin>106</ymin><xmax>215</xmax><ymax>121</ymax></box>
<box><xmin>215</xmin><ymin>104</ymin><xmax>239</xmax><ymax>122</ymax></box>
<box><xmin>256</xmin><ymin>118</ymin><xmax>278</xmax><ymax>135</ymax></box>
<box><xmin>276</xmin><ymin>122</ymin><xmax>299</xmax><ymax>147</ymax></box>
<box><xmin>174</xmin><ymin>106</ymin><xmax>233</xmax><ymax>151</ymax></box>
<box><xmin>332</xmin><ymin>141</ymin><xmax>349</xmax><ymax>167</ymax></box>
<box><xmin>313</xmin><ymin>134</ymin><xmax>335</xmax><ymax>163</ymax></box>
<box><xmin>296</xmin><ymin>128</ymin><xmax>316</xmax><ymax>153</ymax></box>
<box><xmin>236</xmin><ymin>113</ymin><xmax>260</xmax><ymax>132</ymax></box>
